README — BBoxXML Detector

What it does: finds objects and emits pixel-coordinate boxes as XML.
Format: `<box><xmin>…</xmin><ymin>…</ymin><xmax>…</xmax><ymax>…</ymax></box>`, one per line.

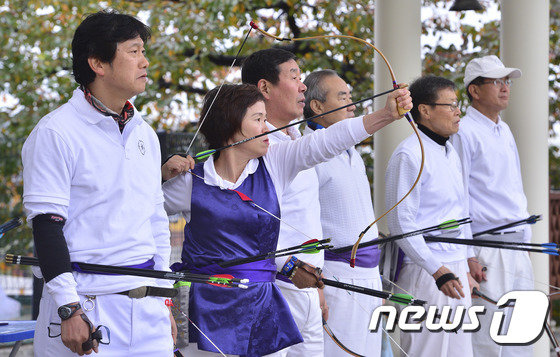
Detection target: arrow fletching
<box><xmin>528</xmin><ymin>215</ymin><xmax>542</xmax><ymax>224</ymax></box>
<box><xmin>544</xmin><ymin>249</ymin><xmax>559</xmax><ymax>256</ymax></box>
<box><xmin>208</xmin><ymin>274</ymin><xmax>236</xmax><ymax>288</ymax></box>
<box><xmin>231</xmin><ymin>190</ymin><xmax>253</xmax><ymax>202</ymax></box>
<box><xmin>173</xmin><ymin>281</ymin><xmax>192</xmax><ymax>288</ymax></box>
<box><xmin>300</xmin><ymin>241</ymin><xmax>321</xmax><ymax>254</ymax></box>
<box><xmin>193</xmin><ymin>149</ymin><xmax>216</xmax><ymax>160</ymax></box>
<box><xmin>390</xmin><ymin>293</ymin><xmax>414</xmax><ymax>306</ymax></box>
<box><xmin>439</xmin><ymin>219</ymin><xmax>460</xmax><ymax>230</ymax></box>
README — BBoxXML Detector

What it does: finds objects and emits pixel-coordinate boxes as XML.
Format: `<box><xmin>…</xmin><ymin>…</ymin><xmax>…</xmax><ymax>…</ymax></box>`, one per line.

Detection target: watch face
<box><xmin>58</xmin><ymin>306</ymin><xmax>71</xmax><ymax>319</ymax></box>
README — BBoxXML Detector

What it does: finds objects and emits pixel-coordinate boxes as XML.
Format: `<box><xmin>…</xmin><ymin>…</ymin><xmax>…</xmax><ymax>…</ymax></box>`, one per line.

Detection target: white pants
<box><xmin>180</xmin><ymin>343</ymin><xmax>286</xmax><ymax>356</ymax></box>
<box><xmin>396</xmin><ymin>260</ymin><xmax>473</xmax><ymax>357</ymax></box>
<box><xmin>34</xmin><ymin>287</ymin><xmax>173</xmax><ymax>356</ymax></box>
<box><xmin>471</xmin><ymin>244</ymin><xmax>534</xmax><ymax>357</ymax></box>
<box><xmin>323</xmin><ymin>262</ymin><xmax>383</xmax><ymax>357</ymax></box>
<box><xmin>276</xmin><ymin>280</ymin><xmax>324</xmax><ymax>357</ymax></box>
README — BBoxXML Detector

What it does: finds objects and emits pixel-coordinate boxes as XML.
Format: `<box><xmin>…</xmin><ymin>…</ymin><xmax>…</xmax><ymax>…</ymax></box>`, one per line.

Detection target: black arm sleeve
<box><xmin>32</xmin><ymin>214</ymin><xmax>72</xmax><ymax>283</ymax></box>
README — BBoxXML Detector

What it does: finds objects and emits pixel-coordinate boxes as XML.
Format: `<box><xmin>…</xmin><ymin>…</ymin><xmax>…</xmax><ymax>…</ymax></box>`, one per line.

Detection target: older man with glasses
<box><xmin>451</xmin><ymin>55</ymin><xmax>533</xmax><ymax>357</ymax></box>
<box><xmin>385</xmin><ymin>75</ymin><xmax>479</xmax><ymax>357</ymax></box>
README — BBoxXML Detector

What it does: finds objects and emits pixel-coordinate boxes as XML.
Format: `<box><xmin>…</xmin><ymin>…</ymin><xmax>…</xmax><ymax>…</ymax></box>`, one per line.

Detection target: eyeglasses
<box><xmin>423</xmin><ymin>102</ymin><xmax>461</xmax><ymax>112</ymax></box>
<box><xmin>479</xmin><ymin>78</ymin><xmax>512</xmax><ymax>87</ymax></box>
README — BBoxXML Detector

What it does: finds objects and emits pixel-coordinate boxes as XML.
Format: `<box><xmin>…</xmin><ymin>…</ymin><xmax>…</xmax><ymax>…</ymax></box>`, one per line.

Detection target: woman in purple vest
<box><xmin>162</xmin><ymin>83</ymin><xmax>410</xmax><ymax>356</ymax></box>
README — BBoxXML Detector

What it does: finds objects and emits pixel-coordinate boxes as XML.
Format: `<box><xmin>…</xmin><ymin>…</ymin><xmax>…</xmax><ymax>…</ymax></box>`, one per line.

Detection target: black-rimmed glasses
<box><xmin>423</xmin><ymin>102</ymin><xmax>462</xmax><ymax>111</ymax></box>
<box><xmin>479</xmin><ymin>78</ymin><xmax>512</xmax><ymax>87</ymax></box>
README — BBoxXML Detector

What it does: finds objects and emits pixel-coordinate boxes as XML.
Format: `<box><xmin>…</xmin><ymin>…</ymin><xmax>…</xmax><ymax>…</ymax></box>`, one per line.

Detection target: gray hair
<box><xmin>303</xmin><ymin>69</ymin><xmax>340</xmax><ymax>119</ymax></box>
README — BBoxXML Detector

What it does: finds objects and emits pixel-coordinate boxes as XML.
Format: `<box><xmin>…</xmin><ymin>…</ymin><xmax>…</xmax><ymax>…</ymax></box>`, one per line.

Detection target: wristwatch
<box><xmin>57</xmin><ymin>303</ymin><xmax>82</xmax><ymax>320</ymax></box>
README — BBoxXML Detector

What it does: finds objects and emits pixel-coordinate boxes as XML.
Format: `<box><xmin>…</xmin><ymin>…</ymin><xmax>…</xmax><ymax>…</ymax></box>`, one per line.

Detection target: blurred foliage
<box><xmin>0</xmin><ymin>0</ymin><xmax>558</xmax><ymax>254</ymax></box>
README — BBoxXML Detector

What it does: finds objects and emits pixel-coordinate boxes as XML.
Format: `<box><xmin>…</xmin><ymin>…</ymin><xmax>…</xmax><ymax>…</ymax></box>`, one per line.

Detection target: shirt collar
<box><xmin>80</xmin><ymin>86</ymin><xmax>135</xmax><ymax>132</ymax></box>
<box><xmin>266</xmin><ymin>121</ymin><xmax>301</xmax><ymax>141</ymax></box>
<box><xmin>202</xmin><ymin>155</ymin><xmax>259</xmax><ymax>190</ymax></box>
<box><xmin>417</xmin><ymin>123</ymin><xmax>448</xmax><ymax>146</ymax></box>
<box><xmin>70</xmin><ymin>88</ymin><xmax>140</xmax><ymax>128</ymax></box>
<box><xmin>466</xmin><ymin>106</ymin><xmax>504</xmax><ymax>130</ymax></box>
<box><xmin>418</xmin><ymin>129</ymin><xmax>454</xmax><ymax>156</ymax></box>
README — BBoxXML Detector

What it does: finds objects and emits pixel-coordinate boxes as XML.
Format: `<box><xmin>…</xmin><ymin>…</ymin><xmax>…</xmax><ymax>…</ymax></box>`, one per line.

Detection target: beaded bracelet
<box><xmin>280</xmin><ymin>256</ymin><xmax>299</xmax><ymax>277</ymax></box>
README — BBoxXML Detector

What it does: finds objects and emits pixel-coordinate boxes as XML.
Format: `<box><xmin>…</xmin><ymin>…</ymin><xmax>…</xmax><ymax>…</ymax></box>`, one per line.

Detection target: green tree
<box><xmin>0</xmin><ymin>0</ymin><xmax>378</xmax><ymax>252</ymax></box>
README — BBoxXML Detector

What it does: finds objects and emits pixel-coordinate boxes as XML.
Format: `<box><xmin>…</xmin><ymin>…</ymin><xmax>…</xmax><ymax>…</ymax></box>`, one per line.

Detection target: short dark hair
<box><xmin>303</xmin><ymin>69</ymin><xmax>339</xmax><ymax>119</ymax></box>
<box><xmin>72</xmin><ymin>10</ymin><xmax>151</xmax><ymax>86</ymax></box>
<box><xmin>241</xmin><ymin>48</ymin><xmax>297</xmax><ymax>86</ymax></box>
<box><xmin>466</xmin><ymin>76</ymin><xmax>486</xmax><ymax>103</ymax></box>
<box><xmin>199</xmin><ymin>84</ymin><xmax>265</xmax><ymax>154</ymax></box>
<box><xmin>409</xmin><ymin>75</ymin><xmax>456</xmax><ymax>123</ymax></box>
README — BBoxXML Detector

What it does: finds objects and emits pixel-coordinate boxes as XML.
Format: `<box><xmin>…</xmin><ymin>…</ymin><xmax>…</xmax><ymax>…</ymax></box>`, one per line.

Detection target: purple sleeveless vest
<box><xmin>182</xmin><ymin>159</ymin><xmax>302</xmax><ymax>356</ymax></box>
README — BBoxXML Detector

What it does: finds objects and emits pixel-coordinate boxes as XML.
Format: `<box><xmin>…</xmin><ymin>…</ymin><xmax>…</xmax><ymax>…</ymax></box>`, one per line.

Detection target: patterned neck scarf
<box><xmin>80</xmin><ymin>86</ymin><xmax>134</xmax><ymax>133</ymax></box>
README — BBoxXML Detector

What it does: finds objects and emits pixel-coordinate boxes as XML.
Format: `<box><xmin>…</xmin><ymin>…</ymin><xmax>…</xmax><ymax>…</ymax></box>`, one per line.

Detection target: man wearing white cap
<box><xmin>451</xmin><ymin>55</ymin><xmax>532</xmax><ymax>357</ymax></box>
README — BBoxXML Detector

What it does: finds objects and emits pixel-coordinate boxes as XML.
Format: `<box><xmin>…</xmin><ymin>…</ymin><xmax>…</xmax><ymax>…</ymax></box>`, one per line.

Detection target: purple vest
<box><xmin>182</xmin><ymin>159</ymin><xmax>302</xmax><ymax>356</ymax></box>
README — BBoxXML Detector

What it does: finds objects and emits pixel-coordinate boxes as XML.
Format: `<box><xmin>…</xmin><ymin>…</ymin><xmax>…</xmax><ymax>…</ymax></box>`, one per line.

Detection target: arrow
<box><xmin>322</xmin><ymin>278</ymin><xmax>425</xmax><ymax>306</ymax></box>
<box><xmin>4</xmin><ymin>254</ymin><xmax>249</xmax><ymax>289</ymax></box>
<box><xmin>328</xmin><ymin>218</ymin><xmax>472</xmax><ymax>254</ymax></box>
<box><xmin>423</xmin><ymin>236</ymin><xmax>558</xmax><ymax>256</ymax></box>
<box><xmin>191</xmin><ymin>88</ymin><xmax>397</xmax><ymax>160</ymax></box>
<box><xmin>0</xmin><ymin>218</ymin><xmax>22</xmax><ymax>239</ymax></box>
<box><xmin>472</xmin><ymin>215</ymin><xmax>542</xmax><ymax>237</ymax></box>
<box><xmin>219</xmin><ymin>238</ymin><xmax>333</xmax><ymax>268</ymax></box>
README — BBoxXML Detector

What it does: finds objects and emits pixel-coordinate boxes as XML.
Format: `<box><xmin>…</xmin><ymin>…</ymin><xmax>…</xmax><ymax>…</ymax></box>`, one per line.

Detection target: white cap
<box><xmin>464</xmin><ymin>55</ymin><xmax>522</xmax><ymax>87</ymax></box>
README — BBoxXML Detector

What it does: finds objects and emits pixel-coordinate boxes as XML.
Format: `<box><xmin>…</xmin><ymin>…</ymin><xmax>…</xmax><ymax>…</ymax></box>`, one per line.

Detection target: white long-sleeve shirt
<box><xmin>163</xmin><ymin>116</ymin><xmax>369</xmax><ymax>259</ymax></box>
<box><xmin>385</xmin><ymin>130</ymin><xmax>472</xmax><ymax>275</ymax></box>
<box><xmin>302</xmin><ymin>126</ymin><xmax>378</xmax><ymax>278</ymax></box>
<box><xmin>22</xmin><ymin>89</ymin><xmax>171</xmax><ymax>307</ymax></box>
<box><xmin>303</xmin><ymin>126</ymin><xmax>379</xmax><ymax>247</ymax></box>
<box><xmin>264</xmin><ymin>122</ymin><xmax>324</xmax><ymax>270</ymax></box>
<box><xmin>451</xmin><ymin>106</ymin><xmax>530</xmax><ymax>242</ymax></box>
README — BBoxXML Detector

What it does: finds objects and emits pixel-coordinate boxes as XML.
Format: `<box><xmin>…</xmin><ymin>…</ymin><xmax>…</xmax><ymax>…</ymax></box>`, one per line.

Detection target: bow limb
<box><xmin>249</xmin><ymin>22</ymin><xmax>425</xmax><ymax>267</ymax></box>
<box><xmin>323</xmin><ymin>319</ymin><xmax>365</xmax><ymax>357</ymax></box>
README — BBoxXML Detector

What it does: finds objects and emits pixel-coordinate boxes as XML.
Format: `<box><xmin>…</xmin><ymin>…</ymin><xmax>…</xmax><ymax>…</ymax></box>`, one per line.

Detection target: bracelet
<box><xmin>281</xmin><ymin>256</ymin><xmax>299</xmax><ymax>277</ymax></box>
<box><xmin>289</xmin><ymin>264</ymin><xmax>300</xmax><ymax>280</ymax></box>
<box><xmin>435</xmin><ymin>273</ymin><xmax>458</xmax><ymax>290</ymax></box>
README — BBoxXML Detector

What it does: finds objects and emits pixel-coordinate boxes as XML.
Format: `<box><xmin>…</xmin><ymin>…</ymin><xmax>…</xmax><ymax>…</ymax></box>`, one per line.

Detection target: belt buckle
<box><xmin>128</xmin><ymin>286</ymin><xmax>147</xmax><ymax>299</ymax></box>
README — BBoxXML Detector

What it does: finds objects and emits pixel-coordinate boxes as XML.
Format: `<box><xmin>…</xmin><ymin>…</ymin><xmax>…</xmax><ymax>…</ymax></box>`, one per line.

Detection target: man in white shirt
<box><xmin>241</xmin><ymin>49</ymin><xmax>410</xmax><ymax>356</ymax></box>
<box><xmin>451</xmin><ymin>55</ymin><xmax>533</xmax><ymax>357</ymax></box>
<box><xmin>385</xmin><ymin>75</ymin><xmax>478</xmax><ymax>357</ymax></box>
<box><xmin>22</xmin><ymin>10</ymin><xmax>176</xmax><ymax>356</ymax></box>
<box><xmin>302</xmin><ymin>69</ymin><xmax>383</xmax><ymax>357</ymax></box>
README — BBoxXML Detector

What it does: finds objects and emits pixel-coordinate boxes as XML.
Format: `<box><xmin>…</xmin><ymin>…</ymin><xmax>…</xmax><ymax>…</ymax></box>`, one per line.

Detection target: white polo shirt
<box><xmin>385</xmin><ymin>131</ymin><xmax>472</xmax><ymax>275</ymax></box>
<box><xmin>22</xmin><ymin>88</ymin><xmax>171</xmax><ymax>307</ymax></box>
<box><xmin>265</xmin><ymin>122</ymin><xmax>324</xmax><ymax>271</ymax></box>
<box><xmin>451</xmin><ymin>106</ymin><xmax>530</xmax><ymax>241</ymax></box>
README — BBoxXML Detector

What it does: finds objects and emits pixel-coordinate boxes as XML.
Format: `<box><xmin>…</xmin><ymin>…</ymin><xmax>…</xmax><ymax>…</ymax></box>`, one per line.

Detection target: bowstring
<box><xmin>480</xmin><ymin>261</ymin><xmax>560</xmax><ymax>293</ymax></box>
<box><xmin>184</xmin><ymin>26</ymin><xmax>253</xmax><ymax>155</ymax></box>
<box><xmin>322</xmin><ymin>265</ymin><xmax>411</xmax><ymax>357</ymax></box>
<box><xmin>171</xmin><ymin>303</ymin><xmax>227</xmax><ymax>356</ymax></box>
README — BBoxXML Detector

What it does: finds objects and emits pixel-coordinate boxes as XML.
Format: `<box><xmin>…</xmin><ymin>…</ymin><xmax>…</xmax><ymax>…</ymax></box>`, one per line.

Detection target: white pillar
<box><xmin>374</xmin><ymin>0</ymin><xmax>422</xmax><ymax>233</ymax></box>
<box><xmin>500</xmin><ymin>1</ymin><xmax>550</xmax><ymax>356</ymax></box>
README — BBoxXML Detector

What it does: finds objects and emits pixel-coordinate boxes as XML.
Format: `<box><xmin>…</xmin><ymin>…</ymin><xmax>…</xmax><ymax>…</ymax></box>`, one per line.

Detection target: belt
<box><xmin>116</xmin><ymin>286</ymin><xmax>178</xmax><ymax>299</ymax></box>
<box><xmin>489</xmin><ymin>230</ymin><xmax>522</xmax><ymax>235</ymax></box>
